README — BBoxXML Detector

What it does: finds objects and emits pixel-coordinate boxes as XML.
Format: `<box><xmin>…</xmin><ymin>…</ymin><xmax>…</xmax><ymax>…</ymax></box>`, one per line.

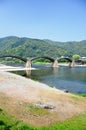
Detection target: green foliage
<box><xmin>0</xmin><ymin>36</ymin><xmax>86</xmax><ymax>60</ymax></box>
<box><xmin>83</xmin><ymin>60</ymin><xmax>86</xmax><ymax>64</ymax></box>
<box><xmin>0</xmin><ymin>36</ymin><xmax>86</xmax><ymax>58</ymax></box>
<box><xmin>0</xmin><ymin>108</ymin><xmax>37</xmax><ymax>130</ymax></box>
<box><xmin>72</xmin><ymin>54</ymin><xmax>80</xmax><ymax>60</ymax></box>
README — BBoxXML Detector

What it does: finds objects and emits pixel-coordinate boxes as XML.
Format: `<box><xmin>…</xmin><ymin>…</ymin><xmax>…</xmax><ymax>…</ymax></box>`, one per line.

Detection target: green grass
<box><xmin>78</xmin><ymin>94</ymin><xmax>86</xmax><ymax>97</ymax></box>
<box><xmin>25</xmin><ymin>104</ymin><xmax>49</xmax><ymax>116</ymax></box>
<box><xmin>0</xmin><ymin>108</ymin><xmax>36</xmax><ymax>130</ymax></box>
<box><xmin>0</xmin><ymin>108</ymin><xmax>86</xmax><ymax>130</ymax></box>
<box><xmin>49</xmin><ymin>86</ymin><xmax>55</xmax><ymax>88</ymax></box>
<box><xmin>71</xmin><ymin>93</ymin><xmax>86</xmax><ymax>100</ymax></box>
<box><xmin>42</xmin><ymin>113</ymin><xmax>86</xmax><ymax>130</ymax></box>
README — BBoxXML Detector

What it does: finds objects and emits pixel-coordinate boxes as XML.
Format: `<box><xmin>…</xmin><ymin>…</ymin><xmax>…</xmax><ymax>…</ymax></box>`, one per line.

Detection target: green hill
<box><xmin>0</xmin><ymin>36</ymin><xmax>86</xmax><ymax>58</ymax></box>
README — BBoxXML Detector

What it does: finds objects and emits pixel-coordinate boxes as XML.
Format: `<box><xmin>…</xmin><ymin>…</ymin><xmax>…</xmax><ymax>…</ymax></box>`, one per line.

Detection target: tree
<box><xmin>72</xmin><ymin>54</ymin><xmax>80</xmax><ymax>60</ymax></box>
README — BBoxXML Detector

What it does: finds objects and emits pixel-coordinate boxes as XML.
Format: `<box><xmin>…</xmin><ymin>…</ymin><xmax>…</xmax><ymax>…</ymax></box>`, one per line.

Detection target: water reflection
<box><xmin>25</xmin><ymin>69</ymin><xmax>31</xmax><ymax>76</ymax></box>
<box><xmin>11</xmin><ymin>65</ymin><xmax>86</xmax><ymax>94</ymax></box>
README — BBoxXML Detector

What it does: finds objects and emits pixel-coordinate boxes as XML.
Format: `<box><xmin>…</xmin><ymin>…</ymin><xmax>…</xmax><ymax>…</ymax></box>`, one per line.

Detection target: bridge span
<box><xmin>0</xmin><ymin>55</ymin><xmax>27</xmax><ymax>62</ymax></box>
<box><xmin>26</xmin><ymin>56</ymin><xmax>58</xmax><ymax>68</ymax></box>
<box><xmin>0</xmin><ymin>55</ymin><xmax>75</xmax><ymax>68</ymax></box>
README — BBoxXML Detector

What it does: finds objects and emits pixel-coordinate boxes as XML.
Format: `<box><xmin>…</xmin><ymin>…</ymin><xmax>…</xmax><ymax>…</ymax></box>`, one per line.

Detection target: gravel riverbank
<box><xmin>0</xmin><ymin>71</ymin><xmax>65</xmax><ymax>101</ymax></box>
<box><xmin>0</xmin><ymin>70</ymin><xmax>86</xmax><ymax>126</ymax></box>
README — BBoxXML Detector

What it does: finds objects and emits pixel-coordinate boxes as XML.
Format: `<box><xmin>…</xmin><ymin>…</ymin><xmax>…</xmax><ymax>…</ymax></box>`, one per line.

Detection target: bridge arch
<box><xmin>58</xmin><ymin>57</ymin><xmax>72</xmax><ymax>62</ymax></box>
<box><xmin>57</xmin><ymin>57</ymin><xmax>74</xmax><ymax>67</ymax></box>
<box><xmin>31</xmin><ymin>56</ymin><xmax>55</xmax><ymax>62</ymax></box>
<box><xmin>0</xmin><ymin>55</ymin><xmax>27</xmax><ymax>62</ymax></box>
<box><xmin>30</xmin><ymin>56</ymin><xmax>58</xmax><ymax>67</ymax></box>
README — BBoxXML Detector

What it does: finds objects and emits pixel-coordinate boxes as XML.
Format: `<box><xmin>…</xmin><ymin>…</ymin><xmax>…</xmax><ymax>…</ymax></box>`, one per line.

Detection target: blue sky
<box><xmin>0</xmin><ymin>0</ymin><xmax>86</xmax><ymax>41</ymax></box>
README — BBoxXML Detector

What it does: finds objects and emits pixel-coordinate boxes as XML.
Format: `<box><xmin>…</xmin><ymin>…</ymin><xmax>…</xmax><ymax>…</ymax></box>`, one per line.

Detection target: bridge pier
<box><xmin>52</xmin><ymin>59</ymin><xmax>58</xmax><ymax>67</ymax></box>
<box><xmin>69</xmin><ymin>60</ymin><xmax>75</xmax><ymax>67</ymax></box>
<box><xmin>25</xmin><ymin>59</ymin><xmax>31</xmax><ymax>68</ymax></box>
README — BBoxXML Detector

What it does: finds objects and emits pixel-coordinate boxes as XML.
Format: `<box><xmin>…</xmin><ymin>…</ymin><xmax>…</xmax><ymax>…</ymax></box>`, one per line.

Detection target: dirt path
<box><xmin>0</xmin><ymin>71</ymin><xmax>86</xmax><ymax>126</ymax></box>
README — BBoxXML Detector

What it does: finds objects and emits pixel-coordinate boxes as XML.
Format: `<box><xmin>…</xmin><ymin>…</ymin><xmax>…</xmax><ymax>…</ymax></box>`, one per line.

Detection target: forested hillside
<box><xmin>45</xmin><ymin>40</ymin><xmax>86</xmax><ymax>57</ymax></box>
<box><xmin>0</xmin><ymin>36</ymin><xmax>86</xmax><ymax>58</ymax></box>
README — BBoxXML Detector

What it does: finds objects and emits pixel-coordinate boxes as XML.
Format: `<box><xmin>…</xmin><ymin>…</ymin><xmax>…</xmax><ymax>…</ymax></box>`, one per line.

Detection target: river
<box><xmin>11</xmin><ymin>64</ymin><xmax>86</xmax><ymax>94</ymax></box>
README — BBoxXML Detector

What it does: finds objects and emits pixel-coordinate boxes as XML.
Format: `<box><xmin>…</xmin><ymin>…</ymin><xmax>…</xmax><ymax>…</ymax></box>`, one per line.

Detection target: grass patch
<box><xmin>71</xmin><ymin>94</ymin><xmax>80</xmax><ymax>100</ymax></box>
<box><xmin>71</xmin><ymin>93</ymin><xmax>86</xmax><ymax>100</ymax></box>
<box><xmin>0</xmin><ymin>108</ymin><xmax>36</xmax><ymax>130</ymax></box>
<box><xmin>78</xmin><ymin>94</ymin><xmax>86</xmax><ymax>97</ymax></box>
<box><xmin>25</xmin><ymin>104</ymin><xmax>49</xmax><ymax>116</ymax></box>
<box><xmin>49</xmin><ymin>86</ymin><xmax>55</xmax><ymax>88</ymax></box>
<box><xmin>0</xmin><ymin>107</ymin><xmax>86</xmax><ymax>130</ymax></box>
<box><xmin>39</xmin><ymin>112</ymin><xmax>86</xmax><ymax>130</ymax></box>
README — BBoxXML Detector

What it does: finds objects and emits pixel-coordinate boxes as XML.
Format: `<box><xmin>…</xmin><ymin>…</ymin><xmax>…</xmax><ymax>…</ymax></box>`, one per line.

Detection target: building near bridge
<box><xmin>79</xmin><ymin>57</ymin><xmax>86</xmax><ymax>60</ymax></box>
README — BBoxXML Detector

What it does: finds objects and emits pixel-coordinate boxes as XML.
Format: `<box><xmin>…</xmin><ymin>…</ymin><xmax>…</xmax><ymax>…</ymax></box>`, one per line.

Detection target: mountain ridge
<box><xmin>0</xmin><ymin>36</ymin><xmax>86</xmax><ymax>58</ymax></box>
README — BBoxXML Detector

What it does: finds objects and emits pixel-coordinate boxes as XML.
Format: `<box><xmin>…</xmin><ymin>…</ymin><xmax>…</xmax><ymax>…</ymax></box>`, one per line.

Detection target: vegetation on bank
<box><xmin>78</xmin><ymin>94</ymin><xmax>86</xmax><ymax>97</ymax></box>
<box><xmin>0</xmin><ymin>108</ymin><xmax>86</xmax><ymax>130</ymax></box>
<box><xmin>0</xmin><ymin>108</ymin><xmax>33</xmax><ymax>130</ymax></box>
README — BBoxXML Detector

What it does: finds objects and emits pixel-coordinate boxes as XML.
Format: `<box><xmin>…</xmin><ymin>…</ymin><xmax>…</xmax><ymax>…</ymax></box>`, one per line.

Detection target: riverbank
<box><xmin>0</xmin><ymin>63</ymin><xmax>86</xmax><ymax>71</ymax></box>
<box><xmin>0</xmin><ymin>63</ymin><xmax>36</xmax><ymax>71</ymax></box>
<box><xmin>59</xmin><ymin>63</ymin><xmax>86</xmax><ymax>67</ymax></box>
<box><xmin>0</xmin><ymin>70</ymin><xmax>86</xmax><ymax>126</ymax></box>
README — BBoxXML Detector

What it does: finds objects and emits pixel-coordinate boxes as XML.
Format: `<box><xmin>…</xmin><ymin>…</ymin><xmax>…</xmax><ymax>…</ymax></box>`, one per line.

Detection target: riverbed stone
<box><xmin>34</xmin><ymin>102</ymin><xmax>56</xmax><ymax>109</ymax></box>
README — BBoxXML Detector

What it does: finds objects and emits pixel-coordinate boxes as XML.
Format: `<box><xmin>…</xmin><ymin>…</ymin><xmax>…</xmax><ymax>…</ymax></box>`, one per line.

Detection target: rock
<box><xmin>34</xmin><ymin>102</ymin><xmax>56</xmax><ymax>109</ymax></box>
<box><xmin>64</xmin><ymin>89</ymin><xmax>69</xmax><ymax>93</ymax></box>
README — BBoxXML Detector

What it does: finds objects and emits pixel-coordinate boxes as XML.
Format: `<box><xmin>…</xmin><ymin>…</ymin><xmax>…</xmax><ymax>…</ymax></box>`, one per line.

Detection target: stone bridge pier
<box><xmin>25</xmin><ymin>58</ymin><xmax>31</xmax><ymax>68</ymax></box>
<box><xmin>69</xmin><ymin>60</ymin><xmax>76</xmax><ymax>67</ymax></box>
<box><xmin>52</xmin><ymin>58</ymin><xmax>58</xmax><ymax>67</ymax></box>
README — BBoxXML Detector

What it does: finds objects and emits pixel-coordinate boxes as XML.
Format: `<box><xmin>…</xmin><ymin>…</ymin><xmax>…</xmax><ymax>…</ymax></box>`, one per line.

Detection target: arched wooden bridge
<box><xmin>0</xmin><ymin>55</ymin><xmax>75</xmax><ymax>68</ymax></box>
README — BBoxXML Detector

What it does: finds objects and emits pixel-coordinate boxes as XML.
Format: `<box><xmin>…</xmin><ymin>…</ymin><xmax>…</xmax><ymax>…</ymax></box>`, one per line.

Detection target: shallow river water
<box><xmin>12</xmin><ymin>64</ymin><xmax>86</xmax><ymax>94</ymax></box>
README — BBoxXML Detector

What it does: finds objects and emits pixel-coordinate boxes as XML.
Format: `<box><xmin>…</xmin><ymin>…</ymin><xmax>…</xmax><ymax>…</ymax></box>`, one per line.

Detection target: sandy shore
<box><xmin>0</xmin><ymin>64</ymin><xmax>36</xmax><ymax>71</ymax></box>
<box><xmin>0</xmin><ymin>71</ymin><xmax>65</xmax><ymax>101</ymax></box>
<box><xmin>59</xmin><ymin>63</ymin><xmax>86</xmax><ymax>67</ymax></box>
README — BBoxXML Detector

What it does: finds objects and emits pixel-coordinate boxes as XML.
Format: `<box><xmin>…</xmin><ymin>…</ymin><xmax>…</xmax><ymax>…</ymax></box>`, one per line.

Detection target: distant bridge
<box><xmin>0</xmin><ymin>55</ymin><xmax>75</xmax><ymax>68</ymax></box>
